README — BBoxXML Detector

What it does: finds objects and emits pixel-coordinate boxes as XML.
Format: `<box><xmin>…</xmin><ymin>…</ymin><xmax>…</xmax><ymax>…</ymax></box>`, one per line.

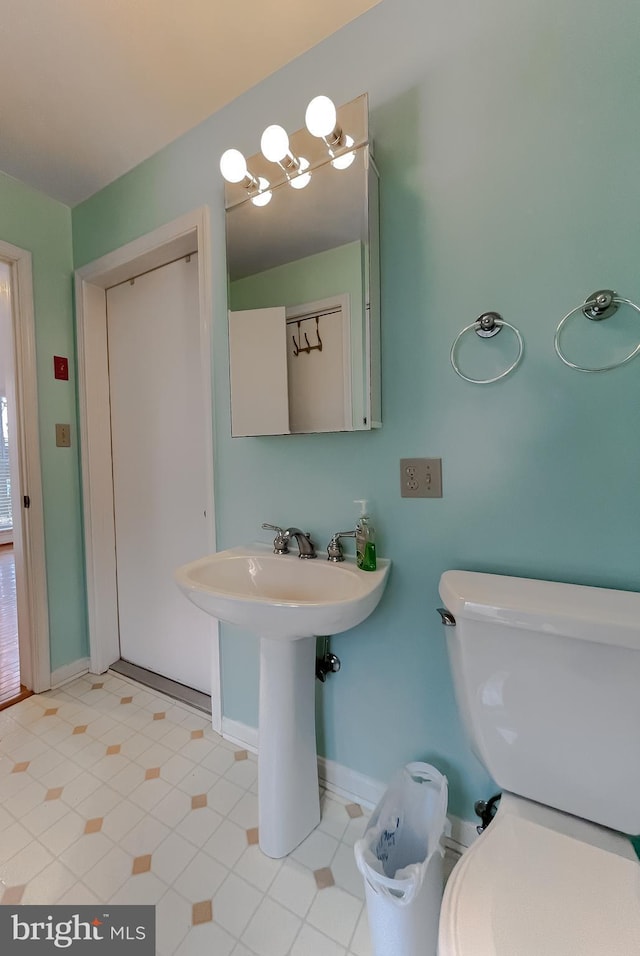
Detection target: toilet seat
<box><xmin>438</xmin><ymin>794</ymin><xmax>640</xmax><ymax>956</ymax></box>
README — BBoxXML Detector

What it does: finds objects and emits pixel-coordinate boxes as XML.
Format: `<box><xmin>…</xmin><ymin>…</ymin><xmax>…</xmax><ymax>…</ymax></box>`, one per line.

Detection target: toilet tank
<box><xmin>439</xmin><ymin>570</ymin><xmax>640</xmax><ymax>835</ymax></box>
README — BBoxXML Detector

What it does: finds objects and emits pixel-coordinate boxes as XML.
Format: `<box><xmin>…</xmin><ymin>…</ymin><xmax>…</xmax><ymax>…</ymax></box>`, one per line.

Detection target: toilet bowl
<box><xmin>437</xmin><ymin>570</ymin><xmax>640</xmax><ymax>956</ymax></box>
<box><xmin>438</xmin><ymin>792</ymin><xmax>640</xmax><ymax>956</ymax></box>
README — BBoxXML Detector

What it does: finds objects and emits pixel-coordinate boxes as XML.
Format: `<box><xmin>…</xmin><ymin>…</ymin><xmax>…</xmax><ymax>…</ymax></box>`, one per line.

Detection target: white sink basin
<box><xmin>175</xmin><ymin>542</ymin><xmax>390</xmax><ymax>859</ymax></box>
<box><xmin>175</xmin><ymin>544</ymin><xmax>390</xmax><ymax>639</ymax></box>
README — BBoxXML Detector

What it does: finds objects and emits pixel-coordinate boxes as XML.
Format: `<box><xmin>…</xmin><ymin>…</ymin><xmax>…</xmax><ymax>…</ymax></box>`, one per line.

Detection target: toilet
<box><xmin>437</xmin><ymin>570</ymin><xmax>640</xmax><ymax>956</ymax></box>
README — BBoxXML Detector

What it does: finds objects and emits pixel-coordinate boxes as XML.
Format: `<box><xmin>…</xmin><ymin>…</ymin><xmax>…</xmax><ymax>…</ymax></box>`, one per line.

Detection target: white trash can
<box><xmin>354</xmin><ymin>762</ymin><xmax>449</xmax><ymax>956</ymax></box>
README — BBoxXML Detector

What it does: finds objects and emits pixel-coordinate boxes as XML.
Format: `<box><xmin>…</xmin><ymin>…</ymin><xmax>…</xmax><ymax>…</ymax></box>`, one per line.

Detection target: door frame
<box><xmin>0</xmin><ymin>240</ymin><xmax>51</xmax><ymax>693</ymax></box>
<box><xmin>74</xmin><ymin>208</ymin><xmax>221</xmax><ymax>732</ymax></box>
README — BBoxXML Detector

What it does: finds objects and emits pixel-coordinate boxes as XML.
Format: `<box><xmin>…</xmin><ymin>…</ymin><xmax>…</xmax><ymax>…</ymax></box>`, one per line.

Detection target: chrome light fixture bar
<box><xmin>220</xmin><ymin>94</ymin><xmax>366</xmax><ymax>209</ymax></box>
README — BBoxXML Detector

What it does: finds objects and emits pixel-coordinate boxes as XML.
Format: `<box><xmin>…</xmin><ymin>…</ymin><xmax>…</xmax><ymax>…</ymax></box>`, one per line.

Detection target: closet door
<box><xmin>107</xmin><ymin>254</ymin><xmax>213</xmax><ymax>692</ymax></box>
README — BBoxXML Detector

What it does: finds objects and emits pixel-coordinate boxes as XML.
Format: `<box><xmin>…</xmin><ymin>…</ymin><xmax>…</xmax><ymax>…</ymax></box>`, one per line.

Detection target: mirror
<box><xmin>223</xmin><ymin>94</ymin><xmax>381</xmax><ymax>436</ymax></box>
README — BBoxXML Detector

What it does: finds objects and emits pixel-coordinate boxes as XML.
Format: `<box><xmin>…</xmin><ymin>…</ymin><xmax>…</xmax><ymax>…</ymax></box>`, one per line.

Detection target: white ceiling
<box><xmin>0</xmin><ymin>0</ymin><xmax>381</xmax><ymax>207</ymax></box>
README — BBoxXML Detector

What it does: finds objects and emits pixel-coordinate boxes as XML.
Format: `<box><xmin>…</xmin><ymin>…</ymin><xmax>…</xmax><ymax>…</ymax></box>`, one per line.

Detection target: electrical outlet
<box><xmin>55</xmin><ymin>424</ymin><xmax>71</xmax><ymax>447</ymax></box>
<box><xmin>400</xmin><ymin>458</ymin><xmax>442</xmax><ymax>498</ymax></box>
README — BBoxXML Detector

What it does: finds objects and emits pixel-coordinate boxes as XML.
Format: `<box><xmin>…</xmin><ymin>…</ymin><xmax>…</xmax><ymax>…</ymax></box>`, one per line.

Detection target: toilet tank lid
<box><xmin>439</xmin><ymin>570</ymin><xmax>640</xmax><ymax>651</ymax></box>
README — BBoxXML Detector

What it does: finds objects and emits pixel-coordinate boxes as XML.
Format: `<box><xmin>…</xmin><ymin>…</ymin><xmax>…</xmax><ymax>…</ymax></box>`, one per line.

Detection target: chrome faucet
<box><xmin>284</xmin><ymin>528</ymin><xmax>316</xmax><ymax>559</ymax></box>
<box><xmin>262</xmin><ymin>524</ymin><xmax>317</xmax><ymax>559</ymax></box>
<box><xmin>326</xmin><ymin>530</ymin><xmax>356</xmax><ymax>562</ymax></box>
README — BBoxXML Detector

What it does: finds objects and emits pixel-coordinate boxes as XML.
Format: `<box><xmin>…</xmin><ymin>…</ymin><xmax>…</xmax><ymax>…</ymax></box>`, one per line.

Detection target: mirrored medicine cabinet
<box><xmin>223</xmin><ymin>93</ymin><xmax>381</xmax><ymax>436</ymax></box>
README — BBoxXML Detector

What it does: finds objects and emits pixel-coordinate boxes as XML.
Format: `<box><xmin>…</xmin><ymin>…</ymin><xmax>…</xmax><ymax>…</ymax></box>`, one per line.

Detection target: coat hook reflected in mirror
<box><xmin>313</xmin><ymin>316</ymin><xmax>322</xmax><ymax>352</ymax></box>
<box><xmin>291</xmin><ymin>316</ymin><xmax>322</xmax><ymax>357</ymax></box>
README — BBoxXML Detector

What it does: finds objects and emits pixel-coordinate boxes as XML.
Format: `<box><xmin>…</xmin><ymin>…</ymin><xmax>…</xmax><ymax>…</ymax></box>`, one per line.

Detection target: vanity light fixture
<box><xmin>288</xmin><ymin>158</ymin><xmax>312</xmax><ymax>189</ymax></box>
<box><xmin>251</xmin><ymin>177</ymin><xmax>273</xmax><ymax>206</ymax></box>
<box><xmin>219</xmin><ymin>148</ymin><xmax>272</xmax><ymax>205</ymax></box>
<box><xmin>304</xmin><ymin>95</ymin><xmax>356</xmax><ymax>169</ymax></box>
<box><xmin>220</xmin><ymin>148</ymin><xmax>256</xmax><ymax>186</ymax></box>
<box><xmin>260</xmin><ymin>125</ymin><xmax>311</xmax><ymax>189</ymax></box>
<box><xmin>221</xmin><ymin>95</ymin><xmax>360</xmax><ymax>205</ymax></box>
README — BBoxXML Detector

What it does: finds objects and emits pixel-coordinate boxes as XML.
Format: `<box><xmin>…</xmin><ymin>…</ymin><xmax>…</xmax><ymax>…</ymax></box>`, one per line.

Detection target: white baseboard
<box><xmin>220</xmin><ymin>717</ymin><xmax>476</xmax><ymax>850</ymax></box>
<box><xmin>317</xmin><ymin>755</ymin><xmax>385</xmax><ymax>809</ymax></box>
<box><xmin>50</xmin><ymin>657</ymin><xmax>90</xmax><ymax>689</ymax></box>
<box><xmin>221</xmin><ymin>716</ymin><xmax>258</xmax><ymax>754</ymax></box>
<box><xmin>447</xmin><ymin>816</ymin><xmax>479</xmax><ymax>851</ymax></box>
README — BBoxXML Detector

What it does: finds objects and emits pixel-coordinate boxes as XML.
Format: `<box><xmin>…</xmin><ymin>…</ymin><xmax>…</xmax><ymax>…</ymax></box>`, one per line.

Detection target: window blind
<box><xmin>0</xmin><ymin>397</ymin><xmax>12</xmax><ymax>531</ymax></box>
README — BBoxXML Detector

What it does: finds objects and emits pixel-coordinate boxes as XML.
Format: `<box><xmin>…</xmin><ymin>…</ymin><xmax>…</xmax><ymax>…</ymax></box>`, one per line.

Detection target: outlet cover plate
<box><xmin>55</xmin><ymin>424</ymin><xmax>71</xmax><ymax>447</ymax></box>
<box><xmin>400</xmin><ymin>458</ymin><xmax>442</xmax><ymax>498</ymax></box>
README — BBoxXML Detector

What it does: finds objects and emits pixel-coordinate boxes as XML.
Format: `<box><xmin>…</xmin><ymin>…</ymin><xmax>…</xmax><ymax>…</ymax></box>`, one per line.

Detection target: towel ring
<box><xmin>554</xmin><ymin>290</ymin><xmax>640</xmax><ymax>372</ymax></box>
<box><xmin>450</xmin><ymin>312</ymin><xmax>524</xmax><ymax>384</ymax></box>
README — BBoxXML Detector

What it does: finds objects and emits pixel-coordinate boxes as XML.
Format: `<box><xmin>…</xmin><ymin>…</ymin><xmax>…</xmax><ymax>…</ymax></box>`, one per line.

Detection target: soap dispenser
<box><xmin>354</xmin><ymin>499</ymin><xmax>377</xmax><ymax>571</ymax></box>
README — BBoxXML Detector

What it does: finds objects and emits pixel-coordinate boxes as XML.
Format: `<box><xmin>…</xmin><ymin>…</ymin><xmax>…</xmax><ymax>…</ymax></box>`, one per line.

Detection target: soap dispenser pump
<box><xmin>354</xmin><ymin>499</ymin><xmax>377</xmax><ymax>571</ymax></box>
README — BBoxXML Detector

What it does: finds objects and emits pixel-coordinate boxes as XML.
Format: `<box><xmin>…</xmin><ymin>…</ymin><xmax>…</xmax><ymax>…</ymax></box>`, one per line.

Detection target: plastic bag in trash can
<box><xmin>354</xmin><ymin>762</ymin><xmax>449</xmax><ymax>956</ymax></box>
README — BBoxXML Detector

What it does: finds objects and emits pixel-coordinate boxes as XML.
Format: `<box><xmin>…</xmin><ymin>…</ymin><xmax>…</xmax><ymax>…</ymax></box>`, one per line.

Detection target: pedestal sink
<box><xmin>175</xmin><ymin>544</ymin><xmax>390</xmax><ymax>858</ymax></box>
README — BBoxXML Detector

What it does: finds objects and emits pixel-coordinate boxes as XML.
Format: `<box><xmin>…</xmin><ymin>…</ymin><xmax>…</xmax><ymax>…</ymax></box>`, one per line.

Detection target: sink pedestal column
<box><xmin>258</xmin><ymin>634</ymin><xmax>320</xmax><ymax>858</ymax></box>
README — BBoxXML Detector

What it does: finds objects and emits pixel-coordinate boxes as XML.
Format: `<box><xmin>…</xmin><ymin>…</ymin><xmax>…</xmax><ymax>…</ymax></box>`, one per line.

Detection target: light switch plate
<box><xmin>55</xmin><ymin>424</ymin><xmax>71</xmax><ymax>447</ymax></box>
<box><xmin>400</xmin><ymin>458</ymin><xmax>442</xmax><ymax>498</ymax></box>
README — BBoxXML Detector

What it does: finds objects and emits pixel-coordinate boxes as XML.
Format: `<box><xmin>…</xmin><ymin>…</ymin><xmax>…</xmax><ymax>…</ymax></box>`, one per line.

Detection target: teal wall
<box><xmin>71</xmin><ymin>0</ymin><xmax>640</xmax><ymax>821</ymax></box>
<box><xmin>0</xmin><ymin>172</ymin><xmax>86</xmax><ymax>670</ymax></box>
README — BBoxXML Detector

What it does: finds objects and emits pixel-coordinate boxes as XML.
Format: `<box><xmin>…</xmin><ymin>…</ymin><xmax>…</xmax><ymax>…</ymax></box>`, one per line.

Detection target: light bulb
<box><xmin>261</xmin><ymin>125</ymin><xmax>290</xmax><ymax>163</ymax></box>
<box><xmin>251</xmin><ymin>177</ymin><xmax>272</xmax><ymax>206</ymax></box>
<box><xmin>331</xmin><ymin>135</ymin><xmax>356</xmax><ymax>170</ymax></box>
<box><xmin>219</xmin><ymin>148</ymin><xmax>248</xmax><ymax>183</ymax></box>
<box><xmin>305</xmin><ymin>95</ymin><xmax>337</xmax><ymax>138</ymax></box>
<box><xmin>289</xmin><ymin>157</ymin><xmax>311</xmax><ymax>190</ymax></box>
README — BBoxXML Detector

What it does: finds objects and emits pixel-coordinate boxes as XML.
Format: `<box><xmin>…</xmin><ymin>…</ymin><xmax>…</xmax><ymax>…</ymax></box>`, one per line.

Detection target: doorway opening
<box><xmin>0</xmin><ymin>390</ymin><xmax>27</xmax><ymax>706</ymax></box>
<box><xmin>0</xmin><ymin>244</ymin><xmax>51</xmax><ymax>704</ymax></box>
<box><xmin>0</xmin><ymin>266</ymin><xmax>21</xmax><ymax>707</ymax></box>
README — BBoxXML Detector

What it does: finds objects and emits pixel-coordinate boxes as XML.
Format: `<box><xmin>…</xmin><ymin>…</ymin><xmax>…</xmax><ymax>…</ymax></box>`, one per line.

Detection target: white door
<box><xmin>228</xmin><ymin>306</ymin><xmax>290</xmax><ymax>436</ymax></box>
<box><xmin>106</xmin><ymin>254</ymin><xmax>213</xmax><ymax>693</ymax></box>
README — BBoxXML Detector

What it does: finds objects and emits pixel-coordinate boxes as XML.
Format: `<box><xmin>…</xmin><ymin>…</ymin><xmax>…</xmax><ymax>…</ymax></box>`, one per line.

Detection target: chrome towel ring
<box><xmin>554</xmin><ymin>289</ymin><xmax>640</xmax><ymax>372</ymax></box>
<box><xmin>450</xmin><ymin>312</ymin><xmax>524</xmax><ymax>384</ymax></box>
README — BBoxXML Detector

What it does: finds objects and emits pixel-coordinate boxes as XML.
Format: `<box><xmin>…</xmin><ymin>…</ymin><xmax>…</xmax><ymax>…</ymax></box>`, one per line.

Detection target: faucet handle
<box><xmin>261</xmin><ymin>523</ymin><xmax>288</xmax><ymax>554</ymax></box>
<box><xmin>327</xmin><ymin>530</ymin><xmax>357</xmax><ymax>562</ymax></box>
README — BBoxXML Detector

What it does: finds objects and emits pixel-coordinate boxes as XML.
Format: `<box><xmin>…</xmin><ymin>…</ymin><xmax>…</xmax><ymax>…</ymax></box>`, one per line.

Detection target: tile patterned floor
<box><xmin>0</xmin><ymin>671</ymin><xmax>376</xmax><ymax>955</ymax></box>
